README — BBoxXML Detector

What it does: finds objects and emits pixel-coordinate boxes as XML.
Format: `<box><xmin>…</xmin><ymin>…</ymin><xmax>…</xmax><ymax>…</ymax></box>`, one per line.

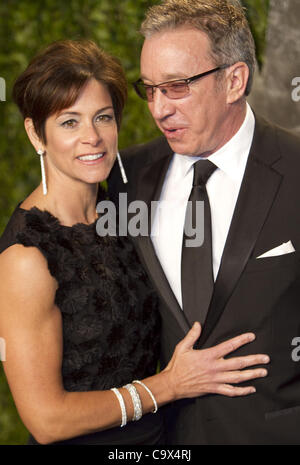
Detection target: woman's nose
<box><xmin>81</xmin><ymin>123</ymin><xmax>101</xmax><ymax>146</ymax></box>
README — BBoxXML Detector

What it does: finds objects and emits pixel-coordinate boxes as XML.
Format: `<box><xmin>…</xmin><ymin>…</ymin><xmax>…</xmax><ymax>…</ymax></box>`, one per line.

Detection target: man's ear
<box><xmin>225</xmin><ymin>62</ymin><xmax>249</xmax><ymax>104</ymax></box>
<box><xmin>24</xmin><ymin>118</ymin><xmax>45</xmax><ymax>153</ymax></box>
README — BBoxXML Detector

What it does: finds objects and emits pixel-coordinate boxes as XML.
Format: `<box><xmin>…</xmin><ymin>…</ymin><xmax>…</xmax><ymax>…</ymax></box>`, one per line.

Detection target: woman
<box><xmin>0</xmin><ymin>40</ymin><xmax>269</xmax><ymax>445</ymax></box>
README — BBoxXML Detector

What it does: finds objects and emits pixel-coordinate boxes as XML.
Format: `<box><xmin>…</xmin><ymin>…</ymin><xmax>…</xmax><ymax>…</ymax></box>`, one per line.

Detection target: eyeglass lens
<box><xmin>140</xmin><ymin>81</ymin><xmax>189</xmax><ymax>101</ymax></box>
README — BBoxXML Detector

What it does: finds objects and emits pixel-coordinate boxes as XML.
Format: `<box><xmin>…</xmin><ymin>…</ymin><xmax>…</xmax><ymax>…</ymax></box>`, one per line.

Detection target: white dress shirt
<box><xmin>151</xmin><ymin>103</ymin><xmax>255</xmax><ymax>308</ymax></box>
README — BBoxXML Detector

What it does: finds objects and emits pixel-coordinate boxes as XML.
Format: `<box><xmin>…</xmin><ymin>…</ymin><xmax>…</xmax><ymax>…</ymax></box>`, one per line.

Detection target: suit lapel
<box><xmin>132</xmin><ymin>138</ymin><xmax>190</xmax><ymax>332</ymax></box>
<box><xmin>135</xmin><ymin>236</ymin><xmax>190</xmax><ymax>332</ymax></box>
<box><xmin>198</xmin><ymin>117</ymin><xmax>284</xmax><ymax>347</ymax></box>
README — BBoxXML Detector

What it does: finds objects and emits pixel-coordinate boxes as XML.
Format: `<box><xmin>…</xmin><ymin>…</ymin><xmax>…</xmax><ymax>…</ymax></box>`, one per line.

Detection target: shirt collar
<box><xmin>173</xmin><ymin>103</ymin><xmax>255</xmax><ymax>183</ymax></box>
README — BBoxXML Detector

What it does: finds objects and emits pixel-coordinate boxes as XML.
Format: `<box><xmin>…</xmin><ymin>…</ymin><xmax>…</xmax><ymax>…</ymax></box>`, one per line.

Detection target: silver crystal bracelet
<box><xmin>123</xmin><ymin>383</ymin><xmax>143</xmax><ymax>421</ymax></box>
<box><xmin>133</xmin><ymin>380</ymin><xmax>158</xmax><ymax>413</ymax></box>
<box><xmin>111</xmin><ymin>387</ymin><xmax>127</xmax><ymax>427</ymax></box>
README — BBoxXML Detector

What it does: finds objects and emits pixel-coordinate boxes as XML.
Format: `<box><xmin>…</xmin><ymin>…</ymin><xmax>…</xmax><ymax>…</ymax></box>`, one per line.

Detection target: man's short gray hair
<box><xmin>140</xmin><ymin>0</ymin><xmax>256</xmax><ymax>96</ymax></box>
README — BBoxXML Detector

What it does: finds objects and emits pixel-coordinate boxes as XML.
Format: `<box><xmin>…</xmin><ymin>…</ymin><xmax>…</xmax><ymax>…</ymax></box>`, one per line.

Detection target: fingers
<box><xmin>214</xmin><ymin>384</ymin><xmax>257</xmax><ymax>397</ymax></box>
<box><xmin>219</xmin><ymin>353</ymin><xmax>270</xmax><ymax>371</ymax></box>
<box><xmin>212</xmin><ymin>332</ymin><xmax>256</xmax><ymax>358</ymax></box>
<box><xmin>203</xmin><ymin>363</ymin><xmax>268</xmax><ymax>399</ymax></box>
<box><xmin>177</xmin><ymin>322</ymin><xmax>202</xmax><ymax>352</ymax></box>
<box><xmin>213</xmin><ymin>367</ymin><xmax>268</xmax><ymax>385</ymax></box>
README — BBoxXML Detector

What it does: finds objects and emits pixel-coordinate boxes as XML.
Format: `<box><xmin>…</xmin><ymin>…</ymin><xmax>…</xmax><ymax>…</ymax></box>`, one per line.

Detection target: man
<box><xmin>109</xmin><ymin>0</ymin><xmax>300</xmax><ymax>444</ymax></box>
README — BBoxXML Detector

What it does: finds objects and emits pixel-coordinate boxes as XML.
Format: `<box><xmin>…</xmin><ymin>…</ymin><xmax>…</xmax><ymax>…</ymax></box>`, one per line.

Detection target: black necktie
<box><xmin>181</xmin><ymin>160</ymin><xmax>217</xmax><ymax>326</ymax></box>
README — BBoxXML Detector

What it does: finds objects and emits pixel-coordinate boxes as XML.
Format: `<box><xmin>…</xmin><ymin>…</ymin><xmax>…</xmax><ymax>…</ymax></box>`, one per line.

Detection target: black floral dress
<box><xmin>0</xmin><ymin>200</ymin><xmax>163</xmax><ymax>445</ymax></box>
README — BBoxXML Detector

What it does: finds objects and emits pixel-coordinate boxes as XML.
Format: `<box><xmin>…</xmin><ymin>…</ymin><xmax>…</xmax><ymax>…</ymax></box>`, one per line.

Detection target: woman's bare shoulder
<box><xmin>0</xmin><ymin>244</ymin><xmax>57</xmax><ymax>301</ymax></box>
<box><xmin>0</xmin><ymin>243</ymin><xmax>47</xmax><ymax>271</ymax></box>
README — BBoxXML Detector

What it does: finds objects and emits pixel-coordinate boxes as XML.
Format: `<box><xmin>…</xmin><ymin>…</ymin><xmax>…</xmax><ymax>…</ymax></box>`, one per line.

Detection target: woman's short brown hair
<box><xmin>13</xmin><ymin>40</ymin><xmax>127</xmax><ymax>143</ymax></box>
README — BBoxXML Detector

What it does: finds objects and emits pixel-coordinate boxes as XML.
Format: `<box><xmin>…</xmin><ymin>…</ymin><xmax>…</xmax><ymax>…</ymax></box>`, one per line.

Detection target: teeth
<box><xmin>78</xmin><ymin>153</ymin><xmax>104</xmax><ymax>161</ymax></box>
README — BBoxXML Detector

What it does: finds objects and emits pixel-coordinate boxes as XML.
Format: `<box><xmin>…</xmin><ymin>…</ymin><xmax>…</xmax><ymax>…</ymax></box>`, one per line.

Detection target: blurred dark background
<box><xmin>0</xmin><ymin>0</ymin><xmax>297</xmax><ymax>444</ymax></box>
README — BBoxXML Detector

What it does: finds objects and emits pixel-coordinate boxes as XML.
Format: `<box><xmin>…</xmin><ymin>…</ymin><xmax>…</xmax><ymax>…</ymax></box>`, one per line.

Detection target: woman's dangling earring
<box><xmin>117</xmin><ymin>152</ymin><xmax>128</xmax><ymax>184</ymax></box>
<box><xmin>37</xmin><ymin>149</ymin><xmax>47</xmax><ymax>195</ymax></box>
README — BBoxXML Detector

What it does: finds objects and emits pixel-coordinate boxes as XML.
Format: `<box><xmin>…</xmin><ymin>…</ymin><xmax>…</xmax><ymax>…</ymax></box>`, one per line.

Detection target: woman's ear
<box><xmin>24</xmin><ymin>118</ymin><xmax>45</xmax><ymax>153</ymax></box>
<box><xmin>225</xmin><ymin>62</ymin><xmax>249</xmax><ymax>104</ymax></box>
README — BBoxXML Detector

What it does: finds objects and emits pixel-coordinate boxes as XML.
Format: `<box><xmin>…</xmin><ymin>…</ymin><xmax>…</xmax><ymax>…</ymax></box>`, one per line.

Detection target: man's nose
<box><xmin>149</xmin><ymin>89</ymin><xmax>175</xmax><ymax>121</ymax></box>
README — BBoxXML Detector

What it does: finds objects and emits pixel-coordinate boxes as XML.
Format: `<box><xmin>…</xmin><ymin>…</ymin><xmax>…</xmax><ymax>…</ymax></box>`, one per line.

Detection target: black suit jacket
<box><xmin>108</xmin><ymin>116</ymin><xmax>300</xmax><ymax>444</ymax></box>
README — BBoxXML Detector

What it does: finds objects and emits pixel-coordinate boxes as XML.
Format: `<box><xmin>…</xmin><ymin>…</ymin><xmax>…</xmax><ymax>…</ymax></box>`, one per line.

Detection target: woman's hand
<box><xmin>162</xmin><ymin>322</ymin><xmax>269</xmax><ymax>400</ymax></box>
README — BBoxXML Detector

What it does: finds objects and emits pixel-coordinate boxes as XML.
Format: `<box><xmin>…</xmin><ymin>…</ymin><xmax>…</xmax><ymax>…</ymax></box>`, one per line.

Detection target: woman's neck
<box><xmin>21</xmin><ymin>182</ymin><xmax>99</xmax><ymax>227</ymax></box>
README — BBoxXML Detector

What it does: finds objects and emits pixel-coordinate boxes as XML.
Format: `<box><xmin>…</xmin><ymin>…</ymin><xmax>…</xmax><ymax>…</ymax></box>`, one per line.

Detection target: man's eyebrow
<box><xmin>140</xmin><ymin>73</ymin><xmax>188</xmax><ymax>83</ymax></box>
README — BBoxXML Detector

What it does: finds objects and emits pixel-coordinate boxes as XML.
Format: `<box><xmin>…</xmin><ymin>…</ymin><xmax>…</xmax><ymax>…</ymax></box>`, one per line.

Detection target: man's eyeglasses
<box><xmin>133</xmin><ymin>65</ymin><xmax>230</xmax><ymax>102</ymax></box>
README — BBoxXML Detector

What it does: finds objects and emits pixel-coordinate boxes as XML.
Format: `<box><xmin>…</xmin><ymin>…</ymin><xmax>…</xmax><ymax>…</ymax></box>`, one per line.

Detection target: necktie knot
<box><xmin>193</xmin><ymin>160</ymin><xmax>217</xmax><ymax>187</ymax></box>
